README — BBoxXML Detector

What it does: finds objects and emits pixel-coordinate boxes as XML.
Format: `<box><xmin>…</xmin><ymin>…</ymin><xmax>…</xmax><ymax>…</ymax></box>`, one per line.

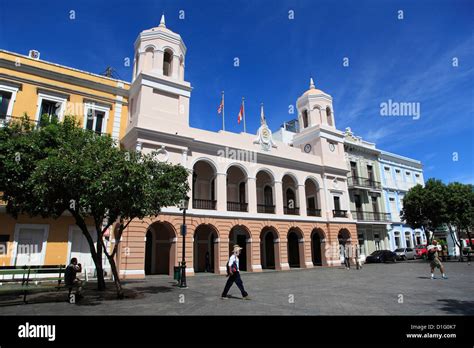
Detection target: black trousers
<box><xmin>221</xmin><ymin>271</ymin><xmax>248</xmax><ymax>297</ymax></box>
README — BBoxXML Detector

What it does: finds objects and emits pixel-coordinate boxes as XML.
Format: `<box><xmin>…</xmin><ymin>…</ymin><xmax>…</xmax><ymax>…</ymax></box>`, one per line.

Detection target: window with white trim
<box><xmin>13</xmin><ymin>224</ymin><xmax>49</xmax><ymax>266</ymax></box>
<box><xmin>0</xmin><ymin>84</ymin><xmax>19</xmax><ymax>123</ymax></box>
<box><xmin>83</xmin><ymin>103</ymin><xmax>109</xmax><ymax>135</ymax></box>
<box><xmin>36</xmin><ymin>93</ymin><xmax>66</xmax><ymax>122</ymax></box>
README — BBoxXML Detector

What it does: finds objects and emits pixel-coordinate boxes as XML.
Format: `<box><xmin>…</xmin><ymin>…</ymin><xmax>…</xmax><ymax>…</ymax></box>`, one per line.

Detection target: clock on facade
<box><xmin>329</xmin><ymin>142</ymin><xmax>336</xmax><ymax>152</ymax></box>
<box><xmin>304</xmin><ymin>144</ymin><xmax>312</xmax><ymax>153</ymax></box>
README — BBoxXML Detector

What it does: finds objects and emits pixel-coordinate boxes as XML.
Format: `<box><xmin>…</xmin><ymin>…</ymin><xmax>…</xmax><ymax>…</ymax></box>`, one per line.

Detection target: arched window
<box><xmin>144</xmin><ymin>47</ymin><xmax>154</xmax><ymax>71</ymax></box>
<box><xmin>163</xmin><ymin>50</ymin><xmax>173</xmax><ymax>77</ymax></box>
<box><xmin>239</xmin><ymin>182</ymin><xmax>246</xmax><ymax>203</ymax></box>
<box><xmin>286</xmin><ymin>188</ymin><xmax>295</xmax><ymax>208</ymax></box>
<box><xmin>302</xmin><ymin>110</ymin><xmax>309</xmax><ymax>128</ymax></box>
<box><xmin>264</xmin><ymin>186</ymin><xmax>273</xmax><ymax>206</ymax></box>
<box><xmin>326</xmin><ymin>107</ymin><xmax>333</xmax><ymax>126</ymax></box>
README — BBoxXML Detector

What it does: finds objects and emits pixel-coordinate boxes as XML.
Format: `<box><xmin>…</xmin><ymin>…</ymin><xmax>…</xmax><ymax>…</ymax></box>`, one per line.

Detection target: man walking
<box><xmin>221</xmin><ymin>245</ymin><xmax>250</xmax><ymax>300</ymax></box>
<box><xmin>427</xmin><ymin>240</ymin><xmax>448</xmax><ymax>279</ymax></box>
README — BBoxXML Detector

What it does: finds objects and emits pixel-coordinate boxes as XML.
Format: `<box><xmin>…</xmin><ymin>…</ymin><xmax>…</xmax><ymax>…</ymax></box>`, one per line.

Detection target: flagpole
<box><xmin>242</xmin><ymin>97</ymin><xmax>246</xmax><ymax>133</ymax></box>
<box><xmin>222</xmin><ymin>91</ymin><xmax>225</xmax><ymax>131</ymax></box>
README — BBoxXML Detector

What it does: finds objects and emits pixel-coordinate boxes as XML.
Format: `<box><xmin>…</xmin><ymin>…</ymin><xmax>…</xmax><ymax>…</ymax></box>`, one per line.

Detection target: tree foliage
<box><xmin>0</xmin><ymin>115</ymin><xmax>190</xmax><ymax>295</ymax></box>
<box><xmin>401</xmin><ymin>178</ymin><xmax>473</xmax><ymax>259</ymax></box>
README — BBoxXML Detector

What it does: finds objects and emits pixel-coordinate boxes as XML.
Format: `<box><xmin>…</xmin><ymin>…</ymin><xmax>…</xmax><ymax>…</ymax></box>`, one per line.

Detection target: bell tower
<box><xmin>128</xmin><ymin>15</ymin><xmax>192</xmax><ymax>133</ymax></box>
<box><xmin>292</xmin><ymin>78</ymin><xmax>345</xmax><ymax>168</ymax></box>
<box><xmin>296</xmin><ymin>78</ymin><xmax>336</xmax><ymax>130</ymax></box>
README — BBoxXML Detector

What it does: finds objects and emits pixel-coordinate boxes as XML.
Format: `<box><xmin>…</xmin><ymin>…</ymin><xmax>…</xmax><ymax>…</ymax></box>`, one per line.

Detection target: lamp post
<box><xmin>178</xmin><ymin>196</ymin><xmax>190</xmax><ymax>288</ymax></box>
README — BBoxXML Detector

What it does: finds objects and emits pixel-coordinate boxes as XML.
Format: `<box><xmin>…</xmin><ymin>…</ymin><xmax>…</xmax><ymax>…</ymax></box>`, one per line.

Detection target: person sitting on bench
<box><xmin>64</xmin><ymin>258</ymin><xmax>83</xmax><ymax>300</ymax></box>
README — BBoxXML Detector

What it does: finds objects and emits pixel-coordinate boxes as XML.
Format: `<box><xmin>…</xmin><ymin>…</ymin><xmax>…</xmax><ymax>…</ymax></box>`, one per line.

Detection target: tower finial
<box><xmin>310</xmin><ymin>77</ymin><xmax>315</xmax><ymax>89</ymax></box>
<box><xmin>159</xmin><ymin>13</ymin><xmax>166</xmax><ymax>27</ymax></box>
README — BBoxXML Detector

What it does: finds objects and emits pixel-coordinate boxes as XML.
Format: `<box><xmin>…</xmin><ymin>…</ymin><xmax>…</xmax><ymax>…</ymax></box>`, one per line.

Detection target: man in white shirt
<box><xmin>427</xmin><ymin>240</ymin><xmax>447</xmax><ymax>279</ymax></box>
<box><xmin>221</xmin><ymin>245</ymin><xmax>250</xmax><ymax>300</ymax></box>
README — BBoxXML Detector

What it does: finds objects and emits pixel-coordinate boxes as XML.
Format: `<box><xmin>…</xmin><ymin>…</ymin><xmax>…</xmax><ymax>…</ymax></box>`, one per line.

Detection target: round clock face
<box><xmin>304</xmin><ymin>144</ymin><xmax>312</xmax><ymax>153</ymax></box>
<box><xmin>329</xmin><ymin>143</ymin><xmax>336</xmax><ymax>152</ymax></box>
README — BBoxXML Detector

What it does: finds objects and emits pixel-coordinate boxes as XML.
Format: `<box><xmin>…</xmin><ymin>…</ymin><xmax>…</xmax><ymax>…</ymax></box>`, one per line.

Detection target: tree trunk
<box><xmin>95</xmin><ymin>236</ymin><xmax>106</xmax><ymax>290</ymax></box>
<box><xmin>105</xmin><ymin>252</ymin><xmax>124</xmax><ymax>299</ymax></box>
<box><xmin>448</xmin><ymin>224</ymin><xmax>463</xmax><ymax>262</ymax></box>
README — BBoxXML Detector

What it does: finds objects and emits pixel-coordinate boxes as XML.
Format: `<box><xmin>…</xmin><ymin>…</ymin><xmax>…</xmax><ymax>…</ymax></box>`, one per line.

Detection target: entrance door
<box><xmin>264</xmin><ymin>232</ymin><xmax>275</xmax><ymax>269</ymax></box>
<box><xmin>15</xmin><ymin>227</ymin><xmax>46</xmax><ymax>266</ymax></box>
<box><xmin>145</xmin><ymin>230</ymin><xmax>153</xmax><ymax>275</ymax></box>
<box><xmin>236</xmin><ymin>234</ymin><xmax>247</xmax><ymax>271</ymax></box>
<box><xmin>312</xmin><ymin>233</ymin><xmax>322</xmax><ymax>266</ymax></box>
<box><xmin>288</xmin><ymin>232</ymin><xmax>300</xmax><ymax>268</ymax></box>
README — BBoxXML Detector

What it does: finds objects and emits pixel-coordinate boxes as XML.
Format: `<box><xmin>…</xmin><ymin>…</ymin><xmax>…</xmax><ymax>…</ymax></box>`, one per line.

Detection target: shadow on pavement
<box><xmin>437</xmin><ymin>299</ymin><xmax>474</xmax><ymax>315</ymax></box>
<box><xmin>0</xmin><ymin>284</ymin><xmax>174</xmax><ymax>307</ymax></box>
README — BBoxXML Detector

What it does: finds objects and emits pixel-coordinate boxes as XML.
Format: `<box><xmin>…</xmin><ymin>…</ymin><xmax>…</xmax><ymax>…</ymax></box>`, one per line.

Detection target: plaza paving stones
<box><xmin>0</xmin><ymin>260</ymin><xmax>472</xmax><ymax>315</ymax></box>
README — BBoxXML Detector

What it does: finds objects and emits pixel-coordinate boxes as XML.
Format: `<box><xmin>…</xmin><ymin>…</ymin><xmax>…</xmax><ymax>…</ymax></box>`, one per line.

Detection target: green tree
<box><xmin>401</xmin><ymin>179</ymin><xmax>449</xmax><ymax>243</ymax></box>
<box><xmin>0</xmin><ymin>115</ymin><xmax>189</xmax><ymax>297</ymax></box>
<box><xmin>445</xmin><ymin>182</ymin><xmax>474</xmax><ymax>261</ymax></box>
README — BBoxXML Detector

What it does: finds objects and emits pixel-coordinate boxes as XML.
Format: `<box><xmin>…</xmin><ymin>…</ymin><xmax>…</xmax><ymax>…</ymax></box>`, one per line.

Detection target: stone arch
<box><xmin>224</xmin><ymin>162</ymin><xmax>250</xmax><ymax>178</ymax></box>
<box><xmin>145</xmin><ymin>221</ymin><xmax>177</xmax><ymax>276</ymax></box>
<box><xmin>311</xmin><ymin>228</ymin><xmax>326</xmax><ymax>266</ymax></box>
<box><xmin>193</xmin><ymin>224</ymin><xmax>219</xmax><ymax>273</ymax></box>
<box><xmin>256</xmin><ymin>169</ymin><xmax>276</xmax><ymax>213</ymax></box>
<box><xmin>226</xmin><ymin>164</ymin><xmax>249</xmax><ymax>212</ymax></box>
<box><xmin>338</xmin><ymin>228</ymin><xmax>352</xmax><ymax>264</ymax></box>
<box><xmin>282</xmin><ymin>173</ymin><xmax>299</xmax><ymax>215</ymax></box>
<box><xmin>228</xmin><ymin>225</ymin><xmax>252</xmax><ymax>271</ymax></box>
<box><xmin>260</xmin><ymin>226</ymin><xmax>281</xmax><ymax>270</ymax></box>
<box><xmin>163</xmin><ymin>48</ymin><xmax>174</xmax><ymax>77</ymax></box>
<box><xmin>287</xmin><ymin>227</ymin><xmax>305</xmax><ymax>268</ymax></box>
<box><xmin>192</xmin><ymin>159</ymin><xmax>218</xmax><ymax>210</ymax></box>
<box><xmin>305</xmin><ymin>176</ymin><xmax>321</xmax><ymax>216</ymax></box>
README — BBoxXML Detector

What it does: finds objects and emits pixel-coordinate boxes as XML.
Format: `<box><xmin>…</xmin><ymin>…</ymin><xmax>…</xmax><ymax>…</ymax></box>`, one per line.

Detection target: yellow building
<box><xmin>0</xmin><ymin>49</ymin><xmax>130</xmax><ymax>271</ymax></box>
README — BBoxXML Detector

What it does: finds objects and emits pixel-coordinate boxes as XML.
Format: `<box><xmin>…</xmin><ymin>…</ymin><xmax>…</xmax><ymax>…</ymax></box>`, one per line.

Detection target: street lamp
<box><xmin>178</xmin><ymin>195</ymin><xmax>190</xmax><ymax>288</ymax></box>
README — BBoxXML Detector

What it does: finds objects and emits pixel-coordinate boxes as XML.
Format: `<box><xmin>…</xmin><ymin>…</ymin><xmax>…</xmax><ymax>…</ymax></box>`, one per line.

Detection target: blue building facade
<box><xmin>378</xmin><ymin>151</ymin><xmax>427</xmax><ymax>251</ymax></box>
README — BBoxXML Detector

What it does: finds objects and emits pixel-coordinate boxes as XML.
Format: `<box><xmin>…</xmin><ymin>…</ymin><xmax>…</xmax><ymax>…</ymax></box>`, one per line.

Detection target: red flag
<box><xmin>237</xmin><ymin>103</ymin><xmax>244</xmax><ymax>124</ymax></box>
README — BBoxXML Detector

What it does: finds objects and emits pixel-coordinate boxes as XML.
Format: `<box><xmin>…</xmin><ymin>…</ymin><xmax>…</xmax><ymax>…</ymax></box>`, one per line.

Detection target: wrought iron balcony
<box><xmin>352</xmin><ymin>210</ymin><xmax>391</xmax><ymax>222</ymax></box>
<box><xmin>347</xmin><ymin>176</ymin><xmax>382</xmax><ymax>190</ymax></box>
<box><xmin>227</xmin><ymin>201</ymin><xmax>248</xmax><ymax>212</ymax></box>
<box><xmin>333</xmin><ymin>209</ymin><xmax>348</xmax><ymax>218</ymax></box>
<box><xmin>284</xmin><ymin>206</ymin><xmax>300</xmax><ymax>215</ymax></box>
<box><xmin>257</xmin><ymin>204</ymin><xmax>275</xmax><ymax>214</ymax></box>
<box><xmin>193</xmin><ymin>199</ymin><xmax>216</xmax><ymax>210</ymax></box>
<box><xmin>307</xmin><ymin>208</ymin><xmax>322</xmax><ymax>217</ymax></box>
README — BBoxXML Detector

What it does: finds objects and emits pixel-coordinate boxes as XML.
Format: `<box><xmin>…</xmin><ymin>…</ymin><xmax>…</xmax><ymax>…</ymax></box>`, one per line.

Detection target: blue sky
<box><xmin>1</xmin><ymin>0</ymin><xmax>473</xmax><ymax>184</ymax></box>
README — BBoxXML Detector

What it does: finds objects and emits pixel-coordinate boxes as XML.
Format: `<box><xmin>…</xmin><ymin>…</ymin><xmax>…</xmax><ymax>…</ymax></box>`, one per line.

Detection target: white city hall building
<box><xmin>118</xmin><ymin>18</ymin><xmax>358</xmax><ymax>278</ymax></box>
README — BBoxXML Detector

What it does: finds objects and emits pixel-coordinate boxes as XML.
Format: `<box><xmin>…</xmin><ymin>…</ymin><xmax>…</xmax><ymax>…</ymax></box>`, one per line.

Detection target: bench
<box><xmin>0</xmin><ymin>265</ymin><xmax>82</xmax><ymax>303</ymax></box>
